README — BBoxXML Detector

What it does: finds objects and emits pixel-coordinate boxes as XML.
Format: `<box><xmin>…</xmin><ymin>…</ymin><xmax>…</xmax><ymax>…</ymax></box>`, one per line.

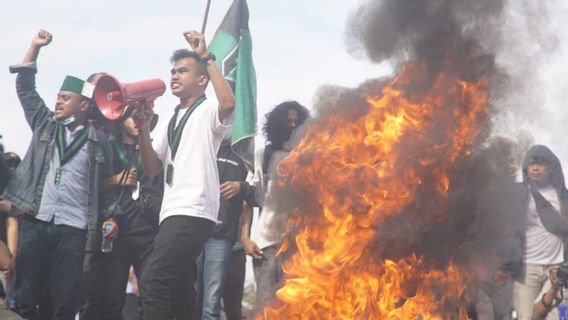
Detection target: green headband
<box><xmin>60</xmin><ymin>75</ymin><xmax>94</xmax><ymax>98</ymax></box>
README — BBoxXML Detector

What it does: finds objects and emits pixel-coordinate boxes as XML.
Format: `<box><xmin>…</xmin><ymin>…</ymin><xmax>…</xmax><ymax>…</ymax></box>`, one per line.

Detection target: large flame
<box><xmin>259</xmin><ymin>63</ymin><xmax>489</xmax><ymax>319</ymax></box>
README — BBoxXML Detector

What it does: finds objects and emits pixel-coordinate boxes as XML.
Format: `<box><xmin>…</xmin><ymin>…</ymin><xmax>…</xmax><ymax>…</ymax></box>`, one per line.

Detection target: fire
<box><xmin>259</xmin><ymin>63</ymin><xmax>489</xmax><ymax>319</ymax></box>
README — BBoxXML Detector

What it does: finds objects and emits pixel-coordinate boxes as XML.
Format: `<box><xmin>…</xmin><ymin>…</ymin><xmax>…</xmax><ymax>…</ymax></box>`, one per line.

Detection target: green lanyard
<box><xmin>114</xmin><ymin>142</ymin><xmax>142</xmax><ymax>173</ymax></box>
<box><xmin>167</xmin><ymin>95</ymin><xmax>207</xmax><ymax>160</ymax></box>
<box><xmin>55</xmin><ymin>124</ymin><xmax>89</xmax><ymax>166</ymax></box>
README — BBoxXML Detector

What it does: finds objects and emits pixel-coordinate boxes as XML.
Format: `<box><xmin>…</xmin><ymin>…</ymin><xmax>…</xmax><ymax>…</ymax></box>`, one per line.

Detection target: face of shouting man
<box><xmin>170</xmin><ymin>57</ymin><xmax>208</xmax><ymax>101</ymax></box>
<box><xmin>54</xmin><ymin>90</ymin><xmax>89</xmax><ymax>124</ymax></box>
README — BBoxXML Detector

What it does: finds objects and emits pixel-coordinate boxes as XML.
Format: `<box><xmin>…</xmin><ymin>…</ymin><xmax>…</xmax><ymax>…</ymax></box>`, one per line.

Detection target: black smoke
<box><xmin>260</xmin><ymin>0</ymin><xmax>532</xmax><ymax>318</ymax></box>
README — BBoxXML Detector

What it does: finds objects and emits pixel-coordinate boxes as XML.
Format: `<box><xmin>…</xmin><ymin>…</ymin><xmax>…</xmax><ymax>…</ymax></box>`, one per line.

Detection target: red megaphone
<box><xmin>93</xmin><ymin>74</ymin><xmax>166</xmax><ymax>120</ymax></box>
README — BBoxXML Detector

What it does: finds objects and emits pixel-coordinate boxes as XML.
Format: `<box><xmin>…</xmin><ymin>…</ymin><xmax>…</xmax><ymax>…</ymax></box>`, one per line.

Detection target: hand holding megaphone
<box><xmin>133</xmin><ymin>102</ymin><xmax>157</xmax><ymax>132</ymax></box>
<box><xmin>93</xmin><ymin>74</ymin><xmax>165</xmax><ymax>122</ymax></box>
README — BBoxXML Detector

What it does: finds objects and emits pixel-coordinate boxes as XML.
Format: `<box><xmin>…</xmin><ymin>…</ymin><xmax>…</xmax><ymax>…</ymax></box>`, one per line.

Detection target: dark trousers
<box><xmin>80</xmin><ymin>227</ymin><xmax>155</xmax><ymax>320</ymax></box>
<box><xmin>222</xmin><ymin>249</ymin><xmax>246</xmax><ymax>320</ymax></box>
<box><xmin>13</xmin><ymin>218</ymin><xmax>86</xmax><ymax>320</ymax></box>
<box><xmin>140</xmin><ymin>215</ymin><xmax>214</xmax><ymax>320</ymax></box>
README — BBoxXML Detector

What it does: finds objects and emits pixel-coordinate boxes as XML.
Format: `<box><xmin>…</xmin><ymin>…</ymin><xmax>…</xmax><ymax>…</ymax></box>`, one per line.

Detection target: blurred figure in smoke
<box><xmin>463</xmin><ymin>137</ymin><xmax>525</xmax><ymax>320</ymax></box>
<box><xmin>240</xmin><ymin>101</ymin><xmax>310</xmax><ymax>311</ymax></box>
<box><xmin>511</xmin><ymin>145</ymin><xmax>568</xmax><ymax>320</ymax></box>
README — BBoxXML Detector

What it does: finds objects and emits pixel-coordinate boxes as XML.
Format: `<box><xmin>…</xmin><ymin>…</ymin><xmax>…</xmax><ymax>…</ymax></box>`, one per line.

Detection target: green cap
<box><xmin>60</xmin><ymin>75</ymin><xmax>95</xmax><ymax>98</ymax></box>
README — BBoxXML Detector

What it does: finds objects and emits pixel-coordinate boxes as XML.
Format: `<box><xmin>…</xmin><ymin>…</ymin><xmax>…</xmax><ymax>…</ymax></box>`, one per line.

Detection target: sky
<box><xmin>0</xmin><ymin>0</ymin><xmax>390</xmax><ymax>286</ymax></box>
<box><xmin>1</xmin><ymin>0</ymin><xmax>567</xmax><ymax>168</ymax></box>
<box><xmin>0</xmin><ymin>0</ymin><xmax>388</xmax><ymax>156</ymax></box>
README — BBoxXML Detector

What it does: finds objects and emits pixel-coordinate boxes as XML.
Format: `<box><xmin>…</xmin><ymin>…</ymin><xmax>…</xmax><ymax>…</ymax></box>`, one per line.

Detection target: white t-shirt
<box><xmin>152</xmin><ymin>100</ymin><xmax>232</xmax><ymax>224</ymax></box>
<box><xmin>250</xmin><ymin>147</ymin><xmax>290</xmax><ymax>250</ymax></box>
<box><xmin>524</xmin><ymin>186</ymin><xmax>564</xmax><ymax>265</ymax></box>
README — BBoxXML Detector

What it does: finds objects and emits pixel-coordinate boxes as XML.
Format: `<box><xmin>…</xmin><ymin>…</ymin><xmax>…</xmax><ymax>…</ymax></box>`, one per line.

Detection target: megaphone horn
<box><xmin>93</xmin><ymin>74</ymin><xmax>166</xmax><ymax>120</ymax></box>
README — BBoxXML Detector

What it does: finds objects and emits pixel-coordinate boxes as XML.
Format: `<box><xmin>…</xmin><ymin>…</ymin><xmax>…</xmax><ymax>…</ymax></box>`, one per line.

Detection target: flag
<box><xmin>209</xmin><ymin>0</ymin><xmax>257</xmax><ymax>170</ymax></box>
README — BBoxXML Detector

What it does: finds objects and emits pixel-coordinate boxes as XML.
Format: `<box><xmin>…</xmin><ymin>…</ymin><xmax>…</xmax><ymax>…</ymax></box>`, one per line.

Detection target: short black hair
<box><xmin>170</xmin><ymin>49</ymin><xmax>208</xmax><ymax>76</ymax></box>
<box><xmin>529</xmin><ymin>156</ymin><xmax>551</xmax><ymax>166</ymax></box>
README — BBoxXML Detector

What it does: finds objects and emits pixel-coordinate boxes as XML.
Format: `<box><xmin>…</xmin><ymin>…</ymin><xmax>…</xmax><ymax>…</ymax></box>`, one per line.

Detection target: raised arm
<box><xmin>23</xmin><ymin>29</ymin><xmax>52</xmax><ymax>64</ymax></box>
<box><xmin>183</xmin><ymin>31</ymin><xmax>235</xmax><ymax>122</ymax></box>
<box><xmin>9</xmin><ymin>30</ymin><xmax>54</xmax><ymax>129</ymax></box>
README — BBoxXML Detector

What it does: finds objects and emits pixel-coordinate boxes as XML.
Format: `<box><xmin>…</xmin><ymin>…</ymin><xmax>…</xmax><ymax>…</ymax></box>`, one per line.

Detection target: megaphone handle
<box><xmin>133</xmin><ymin>100</ymin><xmax>153</xmax><ymax>129</ymax></box>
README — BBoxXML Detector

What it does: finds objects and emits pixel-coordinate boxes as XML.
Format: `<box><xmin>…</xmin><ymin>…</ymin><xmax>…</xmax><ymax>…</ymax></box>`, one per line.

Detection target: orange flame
<box><xmin>259</xmin><ymin>63</ymin><xmax>489</xmax><ymax>319</ymax></box>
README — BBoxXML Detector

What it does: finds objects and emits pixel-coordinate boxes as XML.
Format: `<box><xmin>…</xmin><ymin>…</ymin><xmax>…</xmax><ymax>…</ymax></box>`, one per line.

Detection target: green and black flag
<box><xmin>209</xmin><ymin>0</ymin><xmax>257</xmax><ymax>170</ymax></box>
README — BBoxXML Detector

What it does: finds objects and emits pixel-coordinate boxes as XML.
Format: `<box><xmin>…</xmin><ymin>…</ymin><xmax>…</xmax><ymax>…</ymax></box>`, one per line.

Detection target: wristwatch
<box><xmin>202</xmin><ymin>52</ymin><xmax>216</xmax><ymax>64</ymax></box>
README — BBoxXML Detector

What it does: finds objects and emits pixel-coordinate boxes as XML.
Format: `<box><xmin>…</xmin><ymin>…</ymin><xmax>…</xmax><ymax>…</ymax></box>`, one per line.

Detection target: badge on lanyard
<box><xmin>166</xmin><ymin>164</ymin><xmax>174</xmax><ymax>186</ymax></box>
<box><xmin>166</xmin><ymin>96</ymin><xmax>206</xmax><ymax>188</ymax></box>
<box><xmin>55</xmin><ymin>168</ymin><xmax>63</xmax><ymax>185</ymax></box>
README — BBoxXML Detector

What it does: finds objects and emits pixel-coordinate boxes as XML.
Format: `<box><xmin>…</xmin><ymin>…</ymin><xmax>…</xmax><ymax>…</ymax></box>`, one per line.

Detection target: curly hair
<box><xmin>262</xmin><ymin>101</ymin><xmax>309</xmax><ymax>148</ymax></box>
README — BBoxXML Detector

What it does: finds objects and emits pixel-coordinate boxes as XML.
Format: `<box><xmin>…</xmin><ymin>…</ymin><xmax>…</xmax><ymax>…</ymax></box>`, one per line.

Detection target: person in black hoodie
<box><xmin>81</xmin><ymin>104</ymin><xmax>162</xmax><ymax>320</ymax></box>
<box><xmin>512</xmin><ymin>145</ymin><xmax>568</xmax><ymax>320</ymax></box>
<box><xmin>195</xmin><ymin>136</ymin><xmax>251</xmax><ymax>320</ymax></box>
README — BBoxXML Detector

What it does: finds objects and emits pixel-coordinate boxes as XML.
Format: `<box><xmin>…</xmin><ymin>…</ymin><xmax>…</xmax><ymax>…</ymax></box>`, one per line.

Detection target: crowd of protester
<box><xmin>0</xmin><ymin>29</ymin><xmax>311</xmax><ymax>320</ymax></box>
<box><xmin>2</xmin><ymin>29</ymin><xmax>568</xmax><ymax>320</ymax></box>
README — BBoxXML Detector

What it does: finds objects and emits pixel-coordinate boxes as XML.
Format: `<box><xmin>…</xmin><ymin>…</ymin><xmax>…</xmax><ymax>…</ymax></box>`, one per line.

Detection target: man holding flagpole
<box><xmin>137</xmin><ymin>28</ymin><xmax>235</xmax><ymax>319</ymax></box>
<box><xmin>193</xmin><ymin>1</ymin><xmax>257</xmax><ymax>319</ymax></box>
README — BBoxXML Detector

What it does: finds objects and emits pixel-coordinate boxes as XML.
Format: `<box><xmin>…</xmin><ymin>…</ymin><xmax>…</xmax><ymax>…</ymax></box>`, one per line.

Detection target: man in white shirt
<box><xmin>137</xmin><ymin>30</ymin><xmax>235</xmax><ymax>320</ymax></box>
<box><xmin>513</xmin><ymin>145</ymin><xmax>568</xmax><ymax>320</ymax></box>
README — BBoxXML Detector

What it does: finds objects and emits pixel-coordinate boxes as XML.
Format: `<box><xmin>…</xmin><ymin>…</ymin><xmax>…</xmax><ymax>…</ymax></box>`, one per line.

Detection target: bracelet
<box><xmin>202</xmin><ymin>52</ymin><xmax>216</xmax><ymax>64</ymax></box>
<box><xmin>541</xmin><ymin>293</ymin><xmax>554</xmax><ymax>309</ymax></box>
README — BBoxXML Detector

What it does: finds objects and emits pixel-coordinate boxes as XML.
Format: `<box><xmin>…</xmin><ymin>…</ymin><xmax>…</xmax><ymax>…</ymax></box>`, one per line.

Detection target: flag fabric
<box><xmin>209</xmin><ymin>0</ymin><xmax>257</xmax><ymax>171</ymax></box>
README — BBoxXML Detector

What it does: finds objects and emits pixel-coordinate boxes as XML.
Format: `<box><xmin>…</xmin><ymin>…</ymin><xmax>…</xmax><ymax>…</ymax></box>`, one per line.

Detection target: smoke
<box><xmin>347</xmin><ymin>0</ymin><xmax>505</xmax><ymax>81</ymax></box>
<box><xmin>257</xmin><ymin>0</ymin><xmax>565</xmax><ymax>317</ymax></box>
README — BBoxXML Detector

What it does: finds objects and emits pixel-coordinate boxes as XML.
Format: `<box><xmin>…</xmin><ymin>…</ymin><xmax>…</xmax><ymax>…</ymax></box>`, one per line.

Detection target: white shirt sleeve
<box><xmin>210</xmin><ymin>103</ymin><xmax>234</xmax><ymax>133</ymax></box>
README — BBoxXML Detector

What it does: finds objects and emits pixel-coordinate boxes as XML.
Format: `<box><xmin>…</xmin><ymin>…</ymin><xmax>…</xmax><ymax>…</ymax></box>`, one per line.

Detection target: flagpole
<box><xmin>201</xmin><ymin>0</ymin><xmax>212</xmax><ymax>34</ymax></box>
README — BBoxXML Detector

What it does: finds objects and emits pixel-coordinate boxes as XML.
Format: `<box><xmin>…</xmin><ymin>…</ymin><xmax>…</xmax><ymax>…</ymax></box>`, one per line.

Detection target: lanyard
<box><xmin>167</xmin><ymin>95</ymin><xmax>207</xmax><ymax>161</ymax></box>
<box><xmin>114</xmin><ymin>142</ymin><xmax>142</xmax><ymax>173</ymax></box>
<box><xmin>55</xmin><ymin>124</ymin><xmax>89</xmax><ymax>166</ymax></box>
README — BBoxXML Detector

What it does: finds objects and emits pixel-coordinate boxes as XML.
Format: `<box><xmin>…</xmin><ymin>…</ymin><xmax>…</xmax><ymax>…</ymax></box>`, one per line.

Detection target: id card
<box><xmin>166</xmin><ymin>164</ymin><xmax>174</xmax><ymax>186</ymax></box>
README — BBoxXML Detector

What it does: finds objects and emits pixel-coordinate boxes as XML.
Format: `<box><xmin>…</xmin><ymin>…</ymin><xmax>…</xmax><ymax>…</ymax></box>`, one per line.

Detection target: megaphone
<box><xmin>93</xmin><ymin>74</ymin><xmax>166</xmax><ymax>120</ymax></box>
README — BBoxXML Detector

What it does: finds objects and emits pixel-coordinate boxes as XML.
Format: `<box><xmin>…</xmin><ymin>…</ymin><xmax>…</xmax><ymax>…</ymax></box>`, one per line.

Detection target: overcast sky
<box><xmin>0</xmin><ymin>0</ymin><xmax>387</xmax><ymax>156</ymax></box>
<box><xmin>1</xmin><ymin>0</ymin><xmax>568</xmax><ymax>167</ymax></box>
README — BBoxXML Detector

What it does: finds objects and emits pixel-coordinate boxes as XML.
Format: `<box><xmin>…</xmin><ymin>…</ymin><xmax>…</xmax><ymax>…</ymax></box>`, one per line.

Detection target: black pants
<box><xmin>13</xmin><ymin>218</ymin><xmax>86</xmax><ymax>320</ymax></box>
<box><xmin>139</xmin><ymin>215</ymin><xmax>214</xmax><ymax>320</ymax></box>
<box><xmin>222</xmin><ymin>249</ymin><xmax>246</xmax><ymax>320</ymax></box>
<box><xmin>80</xmin><ymin>224</ymin><xmax>156</xmax><ymax>320</ymax></box>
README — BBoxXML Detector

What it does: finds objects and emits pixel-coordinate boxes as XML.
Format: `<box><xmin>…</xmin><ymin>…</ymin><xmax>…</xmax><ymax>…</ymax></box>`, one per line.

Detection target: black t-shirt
<box><xmin>212</xmin><ymin>144</ymin><xmax>249</xmax><ymax>242</ymax></box>
<box><xmin>104</xmin><ymin>142</ymin><xmax>161</xmax><ymax>237</ymax></box>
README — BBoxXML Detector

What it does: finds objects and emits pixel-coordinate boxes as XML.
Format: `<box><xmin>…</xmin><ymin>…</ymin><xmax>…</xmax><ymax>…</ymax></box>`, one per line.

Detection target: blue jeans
<box><xmin>13</xmin><ymin>218</ymin><xmax>86</xmax><ymax>320</ymax></box>
<box><xmin>196</xmin><ymin>237</ymin><xmax>233</xmax><ymax>320</ymax></box>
